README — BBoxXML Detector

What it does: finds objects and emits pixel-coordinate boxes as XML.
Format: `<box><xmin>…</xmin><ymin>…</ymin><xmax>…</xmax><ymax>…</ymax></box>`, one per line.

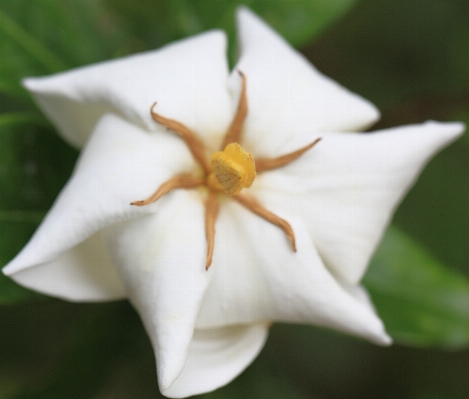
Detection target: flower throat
<box><xmin>131</xmin><ymin>72</ymin><xmax>320</xmax><ymax>269</ymax></box>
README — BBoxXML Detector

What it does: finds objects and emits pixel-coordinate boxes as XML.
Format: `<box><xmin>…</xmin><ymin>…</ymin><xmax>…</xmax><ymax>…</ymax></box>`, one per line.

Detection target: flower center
<box><xmin>131</xmin><ymin>72</ymin><xmax>320</xmax><ymax>269</ymax></box>
<box><xmin>208</xmin><ymin>143</ymin><xmax>256</xmax><ymax>195</ymax></box>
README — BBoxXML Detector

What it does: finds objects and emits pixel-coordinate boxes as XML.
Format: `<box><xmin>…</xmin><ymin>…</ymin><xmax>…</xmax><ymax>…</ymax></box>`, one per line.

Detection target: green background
<box><xmin>1</xmin><ymin>0</ymin><xmax>469</xmax><ymax>398</ymax></box>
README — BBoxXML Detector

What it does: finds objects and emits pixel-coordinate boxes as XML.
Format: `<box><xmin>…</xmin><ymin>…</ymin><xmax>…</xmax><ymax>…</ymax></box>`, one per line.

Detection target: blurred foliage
<box><xmin>364</xmin><ymin>227</ymin><xmax>469</xmax><ymax>349</ymax></box>
<box><xmin>1</xmin><ymin>0</ymin><xmax>469</xmax><ymax>398</ymax></box>
<box><xmin>103</xmin><ymin>0</ymin><xmax>357</xmax><ymax>63</ymax></box>
<box><xmin>0</xmin><ymin>117</ymin><xmax>77</xmax><ymax>303</ymax></box>
<box><xmin>0</xmin><ymin>0</ymin><xmax>358</xmax><ymax>100</ymax></box>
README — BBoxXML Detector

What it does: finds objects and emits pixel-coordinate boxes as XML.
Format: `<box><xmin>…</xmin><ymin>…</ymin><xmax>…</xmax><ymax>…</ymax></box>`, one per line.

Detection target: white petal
<box><xmin>232</xmin><ymin>7</ymin><xmax>380</xmax><ymax>157</ymax></box>
<box><xmin>255</xmin><ymin>121</ymin><xmax>465</xmax><ymax>284</ymax></box>
<box><xmin>162</xmin><ymin>324</ymin><xmax>269</xmax><ymax>398</ymax></box>
<box><xmin>5</xmin><ymin>232</ymin><xmax>126</xmax><ymax>301</ymax></box>
<box><xmin>196</xmin><ymin>200</ymin><xmax>391</xmax><ymax>346</ymax></box>
<box><xmin>23</xmin><ymin>31</ymin><xmax>232</xmax><ymax>149</ymax></box>
<box><xmin>3</xmin><ymin>113</ymin><xmax>192</xmax><ymax>297</ymax></box>
<box><xmin>102</xmin><ymin>190</ymin><xmax>212</xmax><ymax>393</ymax></box>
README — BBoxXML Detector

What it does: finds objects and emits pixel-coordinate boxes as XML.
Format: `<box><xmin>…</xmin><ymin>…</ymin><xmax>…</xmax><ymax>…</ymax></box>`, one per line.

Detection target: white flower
<box><xmin>2</xmin><ymin>7</ymin><xmax>464</xmax><ymax>398</ymax></box>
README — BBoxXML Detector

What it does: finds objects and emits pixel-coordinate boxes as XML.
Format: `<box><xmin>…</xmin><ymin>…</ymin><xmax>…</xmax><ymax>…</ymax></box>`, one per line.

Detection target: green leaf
<box><xmin>0</xmin><ymin>220</ymin><xmax>44</xmax><ymax>304</ymax></box>
<box><xmin>0</xmin><ymin>112</ymin><xmax>50</xmax><ymax>129</ymax></box>
<box><xmin>245</xmin><ymin>0</ymin><xmax>359</xmax><ymax>47</ymax></box>
<box><xmin>0</xmin><ymin>119</ymin><xmax>77</xmax><ymax>212</ymax></box>
<box><xmin>0</xmin><ymin>116</ymin><xmax>77</xmax><ymax>303</ymax></box>
<box><xmin>0</xmin><ymin>0</ymin><xmax>359</xmax><ymax>100</ymax></box>
<box><xmin>0</xmin><ymin>7</ymin><xmax>67</xmax><ymax>73</ymax></box>
<box><xmin>201</xmin><ymin>327</ymin><xmax>317</xmax><ymax>399</ymax></box>
<box><xmin>0</xmin><ymin>0</ymin><xmax>136</xmax><ymax>99</ymax></box>
<box><xmin>0</xmin><ymin>300</ymin><xmax>160</xmax><ymax>399</ymax></box>
<box><xmin>5</xmin><ymin>302</ymin><xmax>153</xmax><ymax>399</ymax></box>
<box><xmin>308</xmin><ymin>0</ymin><xmax>469</xmax><ymax>111</ymax></box>
<box><xmin>191</xmin><ymin>0</ymin><xmax>360</xmax><ymax>47</ymax></box>
<box><xmin>105</xmin><ymin>0</ymin><xmax>359</xmax><ymax>60</ymax></box>
<box><xmin>364</xmin><ymin>226</ymin><xmax>469</xmax><ymax>349</ymax></box>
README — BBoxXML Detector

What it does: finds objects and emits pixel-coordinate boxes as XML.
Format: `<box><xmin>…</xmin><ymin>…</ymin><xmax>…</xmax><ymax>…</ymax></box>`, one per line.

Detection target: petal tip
<box><xmin>21</xmin><ymin>76</ymin><xmax>44</xmax><ymax>93</ymax></box>
<box><xmin>157</xmin><ymin>361</ymin><xmax>187</xmax><ymax>398</ymax></box>
<box><xmin>367</xmin><ymin>318</ymin><xmax>393</xmax><ymax>346</ymax></box>
<box><xmin>418</xmin><ymin>120</ymin><xmax>466</xmax><ymax>149</ymax></box>
<box><xmin>1</xmin><ymin>264</ymin><xmax>11</xmax><ymax>276</ymax></box>
<box><xmin>235</xmin><ymin>5</ymin><xmax>280</xmax><ymax>45</ymax></box>
<box><xmin>197</xmin><ymin>28</ymin><xmax>228</xmax><ymax>50</ymax></box>
<box><xmin>425</xmin><ymin>120</ymin><xmax>466</xmax><ymax>137</ymax></box>
<box><xmin>1</xmin><ymin>252</ymin><xmax>31</xmax><ymax>276</ymax></box>
<box><xmin>364</xmin><ymin>102</ymin><xmax>381</xmax><ymax>128</ymax></box>
<box><xmin>21</xmin><ymin>75</ymin><xmax>57</xmax><ymax>95</ymax></box>
<box><xmin>236</xmin><ymin>5</ymin><xmax>255</xmax><ymax>21</ymax></box>
<box><xmin>381</xmin><ymin>333</ymin><xmax>393</xmax><ymax>346</ymax></box>
<box><xmin>369</xmin><ymin>325</ymin><xmax>393</xmax><ymax>346</ymax></box>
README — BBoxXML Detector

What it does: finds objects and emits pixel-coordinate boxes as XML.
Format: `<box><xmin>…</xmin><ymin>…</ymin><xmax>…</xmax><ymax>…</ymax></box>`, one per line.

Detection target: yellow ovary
<box><xmin>210</xmin><ymin>143</ymin><xmax>256</xmax><ymax>195</ymax></box>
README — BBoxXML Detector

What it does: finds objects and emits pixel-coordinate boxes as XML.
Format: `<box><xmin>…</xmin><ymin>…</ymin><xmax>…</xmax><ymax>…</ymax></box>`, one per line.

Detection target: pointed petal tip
<box><xmin>2</xmin><ymin>251</ymin><xmax>34</xmax><ymax>276</ymax></box>
<box><xmin>235</xmin><ymin>5</ymin><xmax>277</xmax><ymax>41</ymax></box>
<box><xmin>159</xmin><ymin>324</ymin><xmax>269</xmax><ymax>398</ymax></box>
<box><xmin>21</xmin><ymin>75</ymin><xmax>53</xmax><ymax>94</ymax></box>
<box><xmin>235</xmin><ymin>5</ymin><xmax>254</xmax><ymax>20</ymax></box>
<box><xmin>354</xmin><ymin>101</ymin><xmax>381</xmax><ymax>131</ymax></box>
<box><xmin>424</xmin><ymin>120</ymin><xmax>466</xmax><ymax>137</ymax></box>
<box><xmin>370</xmin><ymin>327</ymin><xmax>393</xmax><ymax>346</ymax></box>
<box><xmin>2</xmin><ymin>263</ymin><xmax>12</xmax><ymax>276</ymax></box>
<box><xmin>380</xmin><ymin>333</ymin><xmax>393</xmax><ymax>346</ymax></box>
<box><xmin>350</xmin><ymin>315</ymin><xmax>392</xmax><ymax>347</ymax></box>
<box><xmin>21</xmin><ymin>77</ymin><xmax>34</xmax><ymax>90</ymax></box>
<box><xmin>413</xmin><ymin>120</ymin><xmax>465</xmax><ymax>151</ymax></box>
<box><xmin>159</xmin><ymin>374</ymin><xmax>179</xmax><ymax>397</ymax></box>
<box><xmin>235</xmin><ymin>5</ymin><xmax>282</xmax><ymax>42</ymax></box>
<box><xmin>364</xmin><ymin>314</ymin><xmax>393</xmax><ymax>346</ymax></box>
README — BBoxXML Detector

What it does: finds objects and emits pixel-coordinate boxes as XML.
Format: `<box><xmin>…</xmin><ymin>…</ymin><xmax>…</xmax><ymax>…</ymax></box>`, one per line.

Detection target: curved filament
<box><xmin>234</xmin><ymin>193</ymin><xmax>296</xmax><ymax>252</ymax></box>
<box><xmin>255</xmin><ymin>138</ymin><xmax>321</xmax><ymax>172</ymax></box>
<box><xmin>131</xmin><ymin>174</ymin><xmax>204</xmax><ymax>206</ymax></box>
<box><xmin>151</xmin><ymin>103</ymin><xmax>211</xmax><ymax>174</ymax></box>
<box><xmin>220</xmin><ymin>71</ymin><xmax>248</xmax><ymax>149</ymax></box>
<box><xmin>205</xmin><ymin>191</ymin><xmax>220</xmax><ymax>269</ymax></box>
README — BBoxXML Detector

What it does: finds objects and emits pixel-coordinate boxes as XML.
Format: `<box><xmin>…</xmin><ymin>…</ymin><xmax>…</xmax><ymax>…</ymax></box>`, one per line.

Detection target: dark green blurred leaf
<box><xmin>308</xmin><ymin>0</ymin><xmax>469</xmax><ymax>109</ymax></box>
<box><xmin>200</xmin><ymin>352</ymin><xmax>314</xmax><ymax>399</ymax></box>
<box><xmin>0</xmin><ymin>0</ymin><xmax>135</xmax><ymax>99</ymax></box>
<box><xmin>245</xmin><ymin>0</ymin><xmax>358</xmax><ymax>46</ymax></box>
<box><xmin>392</xmin><ymin>137</ymin><xmax>469</xmax><ymax>278</ymax></box>
<box><xmin>0</xmin><ymin>116</ymin><xmax>77</xmax><ymax>303</ymax></box>
<box><xmin>0</xmin><ymin>118</ymin><xmax>77</xmax><ymax>213</ymax></box>
<box><xmin>201</xmin><ymin>367</ymin><xmax>313</xmax><ymax>399</ymax></box>
<box><xmin>0</xmin><ymin>8</ymin><xmax>67</xmax><ymax>73</ymax></box>
<box><xmin>0</xmin><ymin>219</ymin><xmax>43</xmax><ymax>303</ymax></box>
<box><xmin>199</xmin><ymin>0</ymin><xmax>359</xmax><ymax>64</ymax></box>
<box><xmin>449</xmin><ymin>112</ymin><xmax>469</xmax><ymax>148</ymax></box>
<box><xmin>364</xmin><ymin>226</ymin><xmax>469</xmax><ymax>349</ymax></box>
<box><xmin>105</xmin><ymin>0</ymin><xmax>359</xmax><ymax>63</ymax></box>
<box><xmin>0</xmin><ymin>301</ymin><xmax>160</xmax><ymax>399</ymax></box>
<box><xmin>0</xmin><ymin>112</ymin><xmax>50</xmax><ymax>129</ymax></box>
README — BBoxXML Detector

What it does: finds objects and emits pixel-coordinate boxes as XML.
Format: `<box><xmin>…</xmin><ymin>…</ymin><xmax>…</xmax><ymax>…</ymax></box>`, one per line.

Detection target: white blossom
<box><xmin>2</xmin><ymin>7</ymin><xmax>464</xmax><ymax>398</ymax></box>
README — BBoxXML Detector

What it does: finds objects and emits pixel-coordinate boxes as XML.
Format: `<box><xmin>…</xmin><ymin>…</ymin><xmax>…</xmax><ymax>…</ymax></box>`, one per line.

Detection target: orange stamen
<box><xmin>220</xmin><ymin>71</ymin><xmax>248</xmax><ymax>149</ymax></box>
<box><xmin>234</xmin><ymin>193</ymin><xmax>297</xmax><ymax>252</ymax></box>
<box><xmin>131</xmin><ymin>174</ymin><xmax>204</xmax><ymax>206</ymax></box>
<box><xmin>205</xmin><ymin>191</ymin><xmax>220</xmax><ymax>269</ymax></box>
<box><xmin>255</xmin><ymin>138</ymin><xmax>321</xmax><ymax>173</ymax></box>
<box><xmin>151</xmin><ymin>103</ymin><xmax>211</xmax><ymax>174</ymax></box>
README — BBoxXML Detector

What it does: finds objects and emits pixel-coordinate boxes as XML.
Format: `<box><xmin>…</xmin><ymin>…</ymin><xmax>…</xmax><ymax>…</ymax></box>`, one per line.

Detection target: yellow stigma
<box><xmin>210</xmin><ymin>143</ymin><xmax>256</xmax><ymax>195</ymax></box>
